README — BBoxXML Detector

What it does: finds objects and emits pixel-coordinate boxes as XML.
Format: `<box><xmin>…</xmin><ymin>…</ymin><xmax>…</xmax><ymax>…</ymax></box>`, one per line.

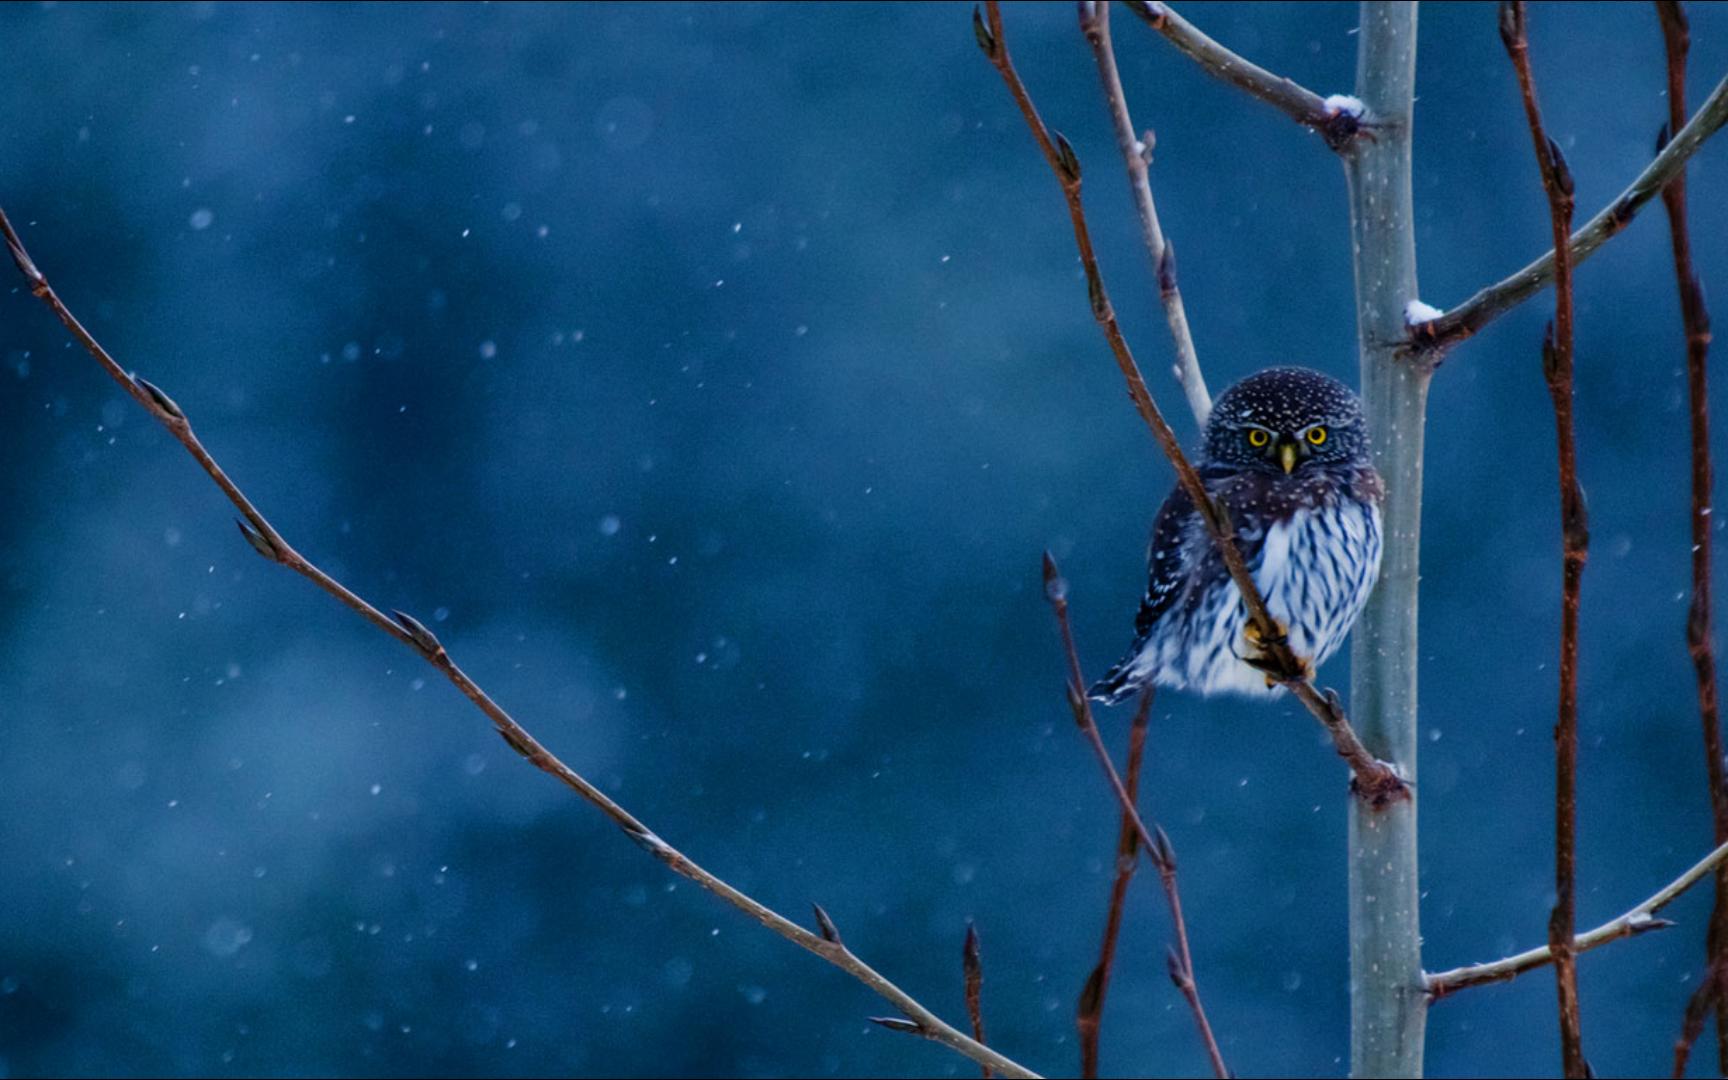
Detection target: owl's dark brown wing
<box><xmin>1089</xmin><ymin>466</ymin><xmax>1274</xmax><ymax>705</ymax></box>
<box><xmin>1132</xmin><ymin>466</ymin><xmax>1273</xmax><ymax>639</ymax></box>
<box><xmin>1131</xmin><ymin>483</ymin><xmax>1199</xmax><ymax>639</ymax></box>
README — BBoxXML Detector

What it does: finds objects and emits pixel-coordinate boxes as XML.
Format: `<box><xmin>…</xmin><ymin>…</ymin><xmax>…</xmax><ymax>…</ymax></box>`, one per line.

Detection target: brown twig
<box><xmin>1500</xmin><ymin>4</ymin><xmax>1588</xmax><ymax>1074</ymax></box>
<box><xmin>1426</xmin><ymin>838</ymin><xmax>1728</xmax><ymax>998</ymax></box>
<box><xmin>1675</xmin><ymin>953</ymin><xmax>1728</xmax><ymax>1078</ymax></box>
<box><xmin>1120</xmin><ymin>0</ymin><xmax>1364</xmax><ymax>150</ymax></box>
<box><xmin>977</xmin><ymin>1</ymin><xmax>1406</xmax><ymax>808</ymax></box>
<box><xmin>0</xmin><ymin>206</ymin><xmax>1041</xmax><ymax>1080</ymax></box>
<box><xmin>1655</xmin><ymin>4</ymin><xmax>1728</xmax><ymax>1075</ymax></box>
<box><xmin>1044</xmin><ymin>555</ymin><xmax>1227</xmax><ymax>1079</ymax></box>
<box><xmin>1408</xmin><ymin>73</ymin><xmax>1728</xmax><ymax>354</ymax></box>
<box><xmin>1079</xmin><ymin>0</ymin><xmax>1211</xmax><ymax>428</ymax></box>
<box><xmin>1075</xmin><ymin>688</ymin><xmax>1152</xmax><ymax>1079</ymax></box>
<box><xmin>963</xmin><ymin>923</ymin><xmax>990</xmax><ymax>1079</ymax></box>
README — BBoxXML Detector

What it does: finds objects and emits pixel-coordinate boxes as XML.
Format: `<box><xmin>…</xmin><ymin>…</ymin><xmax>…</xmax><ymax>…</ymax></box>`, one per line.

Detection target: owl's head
<box><xmin>1204</xmin><ymin>366</ymin><xmax>1368</xmax><ymax>475</ymax></box>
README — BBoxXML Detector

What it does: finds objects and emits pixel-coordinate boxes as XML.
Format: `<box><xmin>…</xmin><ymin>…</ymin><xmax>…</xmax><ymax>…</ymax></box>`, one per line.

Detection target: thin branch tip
<box><xmin>1427</xmin><ymin>839</ymin><xmax>1728</xmax><ymax>998</ymax></box>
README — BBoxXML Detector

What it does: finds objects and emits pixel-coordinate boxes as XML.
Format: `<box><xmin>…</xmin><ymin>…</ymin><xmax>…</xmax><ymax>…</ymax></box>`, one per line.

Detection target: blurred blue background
<box><xmin>3</xmin><ymin>2</ymin><xmax>1727</xmax><ymax>1076</ymax></box>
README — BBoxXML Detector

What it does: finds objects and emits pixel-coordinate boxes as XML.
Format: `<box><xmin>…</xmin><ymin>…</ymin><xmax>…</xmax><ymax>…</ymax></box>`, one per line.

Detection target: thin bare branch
<box><xmin>1079</xmin><ymin>1</ymin><xmax>1211</xmax><ymax>428</ymax></box>
<box><xmin>1409</xmin><ymin>72</ymin><xmax>1728</xmax><ymax>353</ymax></box>
<box><xmin>1075</xmin><ymin>688</ymin><xmax>1150</xmax><ymax>1080</ymax></box>
<box><xmin>0</xmin><ymin>205</ymin><xmax>1041</xmax><ymax>1080</ymax></box>
<box><xmin>1675</xmin><ymin>954</ymin><xmax>1728</xmax><ymax>1078</ymax></box>
<box><xmin>1655</xmin><ymin>4</ymin><xmax>1728</xmax><ymax>1074</ymax></box>
<box><xmin>1426</xmin><ymin>838</ymin><xmax>1728</xmax><ymax>998</ymax></box>
<box><xmin>977</xmin><ymin>1</ymin><xmax>1406</xmax><ymax>807</ymax></box>
<box><xmin>963</xmin><ymin>923</ymin><xmax>990</xmax><ymax>1080</ymax></box>
<box><xmin>1044</xmin><ymin>555</ymin><xmax>1227</xmax><ymax>1079</ymax></box>
<box><xmin>1500</xmin><ymin>4</ymin><xmax>1588</xmax><ymax>1073</ymax></box>
<box><xmin>1119</xmin><ymin>0</ymin><xmax>1363</xmax><ymax>150</ymax></box>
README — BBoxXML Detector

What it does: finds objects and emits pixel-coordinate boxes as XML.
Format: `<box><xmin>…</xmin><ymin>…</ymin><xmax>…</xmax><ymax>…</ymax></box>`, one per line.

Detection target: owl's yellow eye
<box><xmin>1247</xmin><ymin>429</ymin><xmax>1270</xmax><ymax>448</ymax></box>
<box><xmin>1306</xmin><ymin>426</ymin><xmax>1328</xmax><ymax>446</ymax></box>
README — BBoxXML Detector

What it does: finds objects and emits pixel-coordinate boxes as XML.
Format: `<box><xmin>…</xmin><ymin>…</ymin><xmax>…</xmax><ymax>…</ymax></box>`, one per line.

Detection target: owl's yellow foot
<box><xmin>1244</xmin><ymin>619</ymin><xmax>1310</xmax><ymax>684</ymax></box>
<box><xmin>1243</xmin><ymin>618</ymin><xmax>1285</xmax><ymax>650</ymax></box>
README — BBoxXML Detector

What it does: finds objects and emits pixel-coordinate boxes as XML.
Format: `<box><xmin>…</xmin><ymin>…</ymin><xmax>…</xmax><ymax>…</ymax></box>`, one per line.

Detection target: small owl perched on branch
<box><xmin>1090</xmin><ymin>367</ymin><xmax>1384</xmax><ymax>702</ymax></box>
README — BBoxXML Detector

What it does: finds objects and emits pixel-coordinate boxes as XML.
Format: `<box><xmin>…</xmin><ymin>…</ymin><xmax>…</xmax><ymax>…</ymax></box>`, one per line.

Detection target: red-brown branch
<box><xmin>1044</xmin><ymin>555</ymin><xmax>1228</xmax><ymax>1079</ymax></box>
<box><xmin>964</xmin><ymin>923</ymin><xmax>990</xmax><ymax>1079</ymax></box>
<box><xmin>1674</xmin><ymin>954</ymin><xmax>1728</xmax><ymax>1079</ymax></box>
<box><xmin>1075</xmin><ymin>688</ymin><xmax>1152</xmax><ymax>1079</ymax></box>
<box><xmin>1501</xmin><ymin>4</ymin><xmax>1589</xmax><ymax>1076</ymax></box>
<box><xmin>1655</xmin><ymin>3</ymin><xmax>1728</xmax><ymax>1072</ymax></box>
<box><xmin>977</xmin><ymin>1</ymin><xmax>1405</xmax><ymax>808</ymax></box>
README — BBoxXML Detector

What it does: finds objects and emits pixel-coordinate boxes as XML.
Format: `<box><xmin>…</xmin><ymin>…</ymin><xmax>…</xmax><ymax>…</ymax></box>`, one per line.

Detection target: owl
<box><xmin>1089</xmin><ymin>366</ymin><xmax>1384</xmax><ymax>702</ymax></box>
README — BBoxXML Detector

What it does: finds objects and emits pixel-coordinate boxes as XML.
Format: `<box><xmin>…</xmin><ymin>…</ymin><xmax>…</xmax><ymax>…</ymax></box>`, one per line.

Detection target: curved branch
<box><xmin>1410</xmin><ymin>73</ymin><xmax>1728</xmax><ymax>353</ymax></box>
<box><xmin>1426</xmin><ymin>839</ymin><xmax>1728</xmax><ymax>999</ymax></box>
<box><xmin>1120</xmin><ymin>0</ymin><xmax>1363</xmax><ymax>149</ymax></box>
<box><xmin>1075</xmin><ymin>687</ymin><xmax>1151</xmax><ymax>1079</ymax></box>
<box><xmin>0</xmin><ymin>205</ymin><xmax>1041</xmax><ymax>1080</ymax></box>
<box><xmin>1044</xmin><ymin>557</ymin><xmax>1228</xmax><ymax>1079</ymax></box>
<box><xmin>977</xmin><ymin>2</ymin><xmax>1406</xmax><ymax>807</ymax></box>
<box><xmin>1081</xmin><ymin>0</ymin><xmax>1212</xmax><ymax>429</ymax></box>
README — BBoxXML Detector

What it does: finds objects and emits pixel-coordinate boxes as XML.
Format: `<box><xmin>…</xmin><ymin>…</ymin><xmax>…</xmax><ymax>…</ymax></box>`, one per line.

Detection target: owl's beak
<box><xmin>1279</xmin><ymin>442</ymin><xmax>1298</xmax><ymax>474</ymax></box>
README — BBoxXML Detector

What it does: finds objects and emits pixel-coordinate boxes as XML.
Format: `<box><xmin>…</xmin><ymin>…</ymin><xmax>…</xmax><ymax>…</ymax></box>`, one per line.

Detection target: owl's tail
<box><xmin>1086</xmin><ymin>647</ymin><xmax>1147</xmax><ymax>706</ymax></box>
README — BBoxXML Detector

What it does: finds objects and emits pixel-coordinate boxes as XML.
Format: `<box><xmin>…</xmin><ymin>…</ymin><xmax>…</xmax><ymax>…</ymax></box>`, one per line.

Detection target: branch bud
<box><xmin>812</xmin><ymin>903</ymin><xmax>842</xmax><ymax>945</ymax></box>
<box><xmin>1054</xmin><ymin>131</ymin><xmax>1081</xmax><ymax>183</ymax></box>
<box><xmin>1065</xmin><ymin>682</ymin><xmax>1088</xmax><ymax>728</ymax></box>
<box><xmin>235</xmin><ymin>518</ymin><xmax>278</xmax><ymax>562</ymax></box>
<box><xmin>1165</xmin><ymin>944</ymin><xmax>1188</xmax><ymax>987</ymax></box>
<box><xmin>497</xmin><ymin>724</ymin><xmax>536</xmax><ymax>759</ymax></box>
<box><xmin>1544</xmin><ymin>136</ymin><xmax>1575</xmax><ymax>198</ymax></box>
<box><xmin>1086</xmin><ymin>271</ymin><xmax>1108</xmax><ymax>319</ymax></box>
<box><xmin>1152</xmin><ymin>823</ymin><xmax>1177</xmax><ymax>872</ymax></box>
<box><xmin>1157</xmin><ymin>245</ymin><xmax>1180</xmax><ymax>305</ymax></box>
<box><xmin>3</xmin><ymin>231</ymin><xmax>44</xmax><ymax>286</ymax></box>
<box><xmin>133</xmin><ymin>375</ymin><xmax>185</xmax><ymax>421</ymax></box>
<box><xmin>392</xmin><ymin>609</ymin><xmax>445</xmax><ymax>656</ymax></box>
<box><xmin>1077</xmin><ymin>963</ymin><xmax>1105</xmax><ymax>1018</ymax></box>
<box><xmin>971</xmin><ymin>6</ymin><xmax>996</xmax><ymax>58</ymax></box>
<box><xmin>1497</xmin><ymin>1</ymin><xmax>1522</xmax><ymax>51</ymax></box>
<box><xmin>1041</xmin><ymin>551</ymin><xmax>1067</xmax><ymax>604</ymax></box>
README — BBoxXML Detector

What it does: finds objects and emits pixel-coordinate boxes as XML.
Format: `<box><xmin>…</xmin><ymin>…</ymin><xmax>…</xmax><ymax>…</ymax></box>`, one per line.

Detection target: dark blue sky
<box><xmin>3</xmin><ymin>2</ymin><xmax>1728</xmax><ymax>1076</ymax></box>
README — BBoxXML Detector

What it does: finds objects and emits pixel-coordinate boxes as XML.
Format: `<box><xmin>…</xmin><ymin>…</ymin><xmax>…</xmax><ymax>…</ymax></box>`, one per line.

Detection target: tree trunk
<box><xmin>1343</xmin><ymin>3</ymin><xmax>1429</xmax><ymax>1076</ymax></box>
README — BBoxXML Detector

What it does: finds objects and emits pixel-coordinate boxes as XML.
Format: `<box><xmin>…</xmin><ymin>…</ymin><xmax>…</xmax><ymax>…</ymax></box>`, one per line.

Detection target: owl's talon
<box><xmin>1244</xmin><ymin>619</ymin><xmax>1308</xmax><ymax>683</ymax></box>
<box><xmin>1244</xmin><ymin>617</ymin><xmax>1291</xmax><ymax>651</ymax></box>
